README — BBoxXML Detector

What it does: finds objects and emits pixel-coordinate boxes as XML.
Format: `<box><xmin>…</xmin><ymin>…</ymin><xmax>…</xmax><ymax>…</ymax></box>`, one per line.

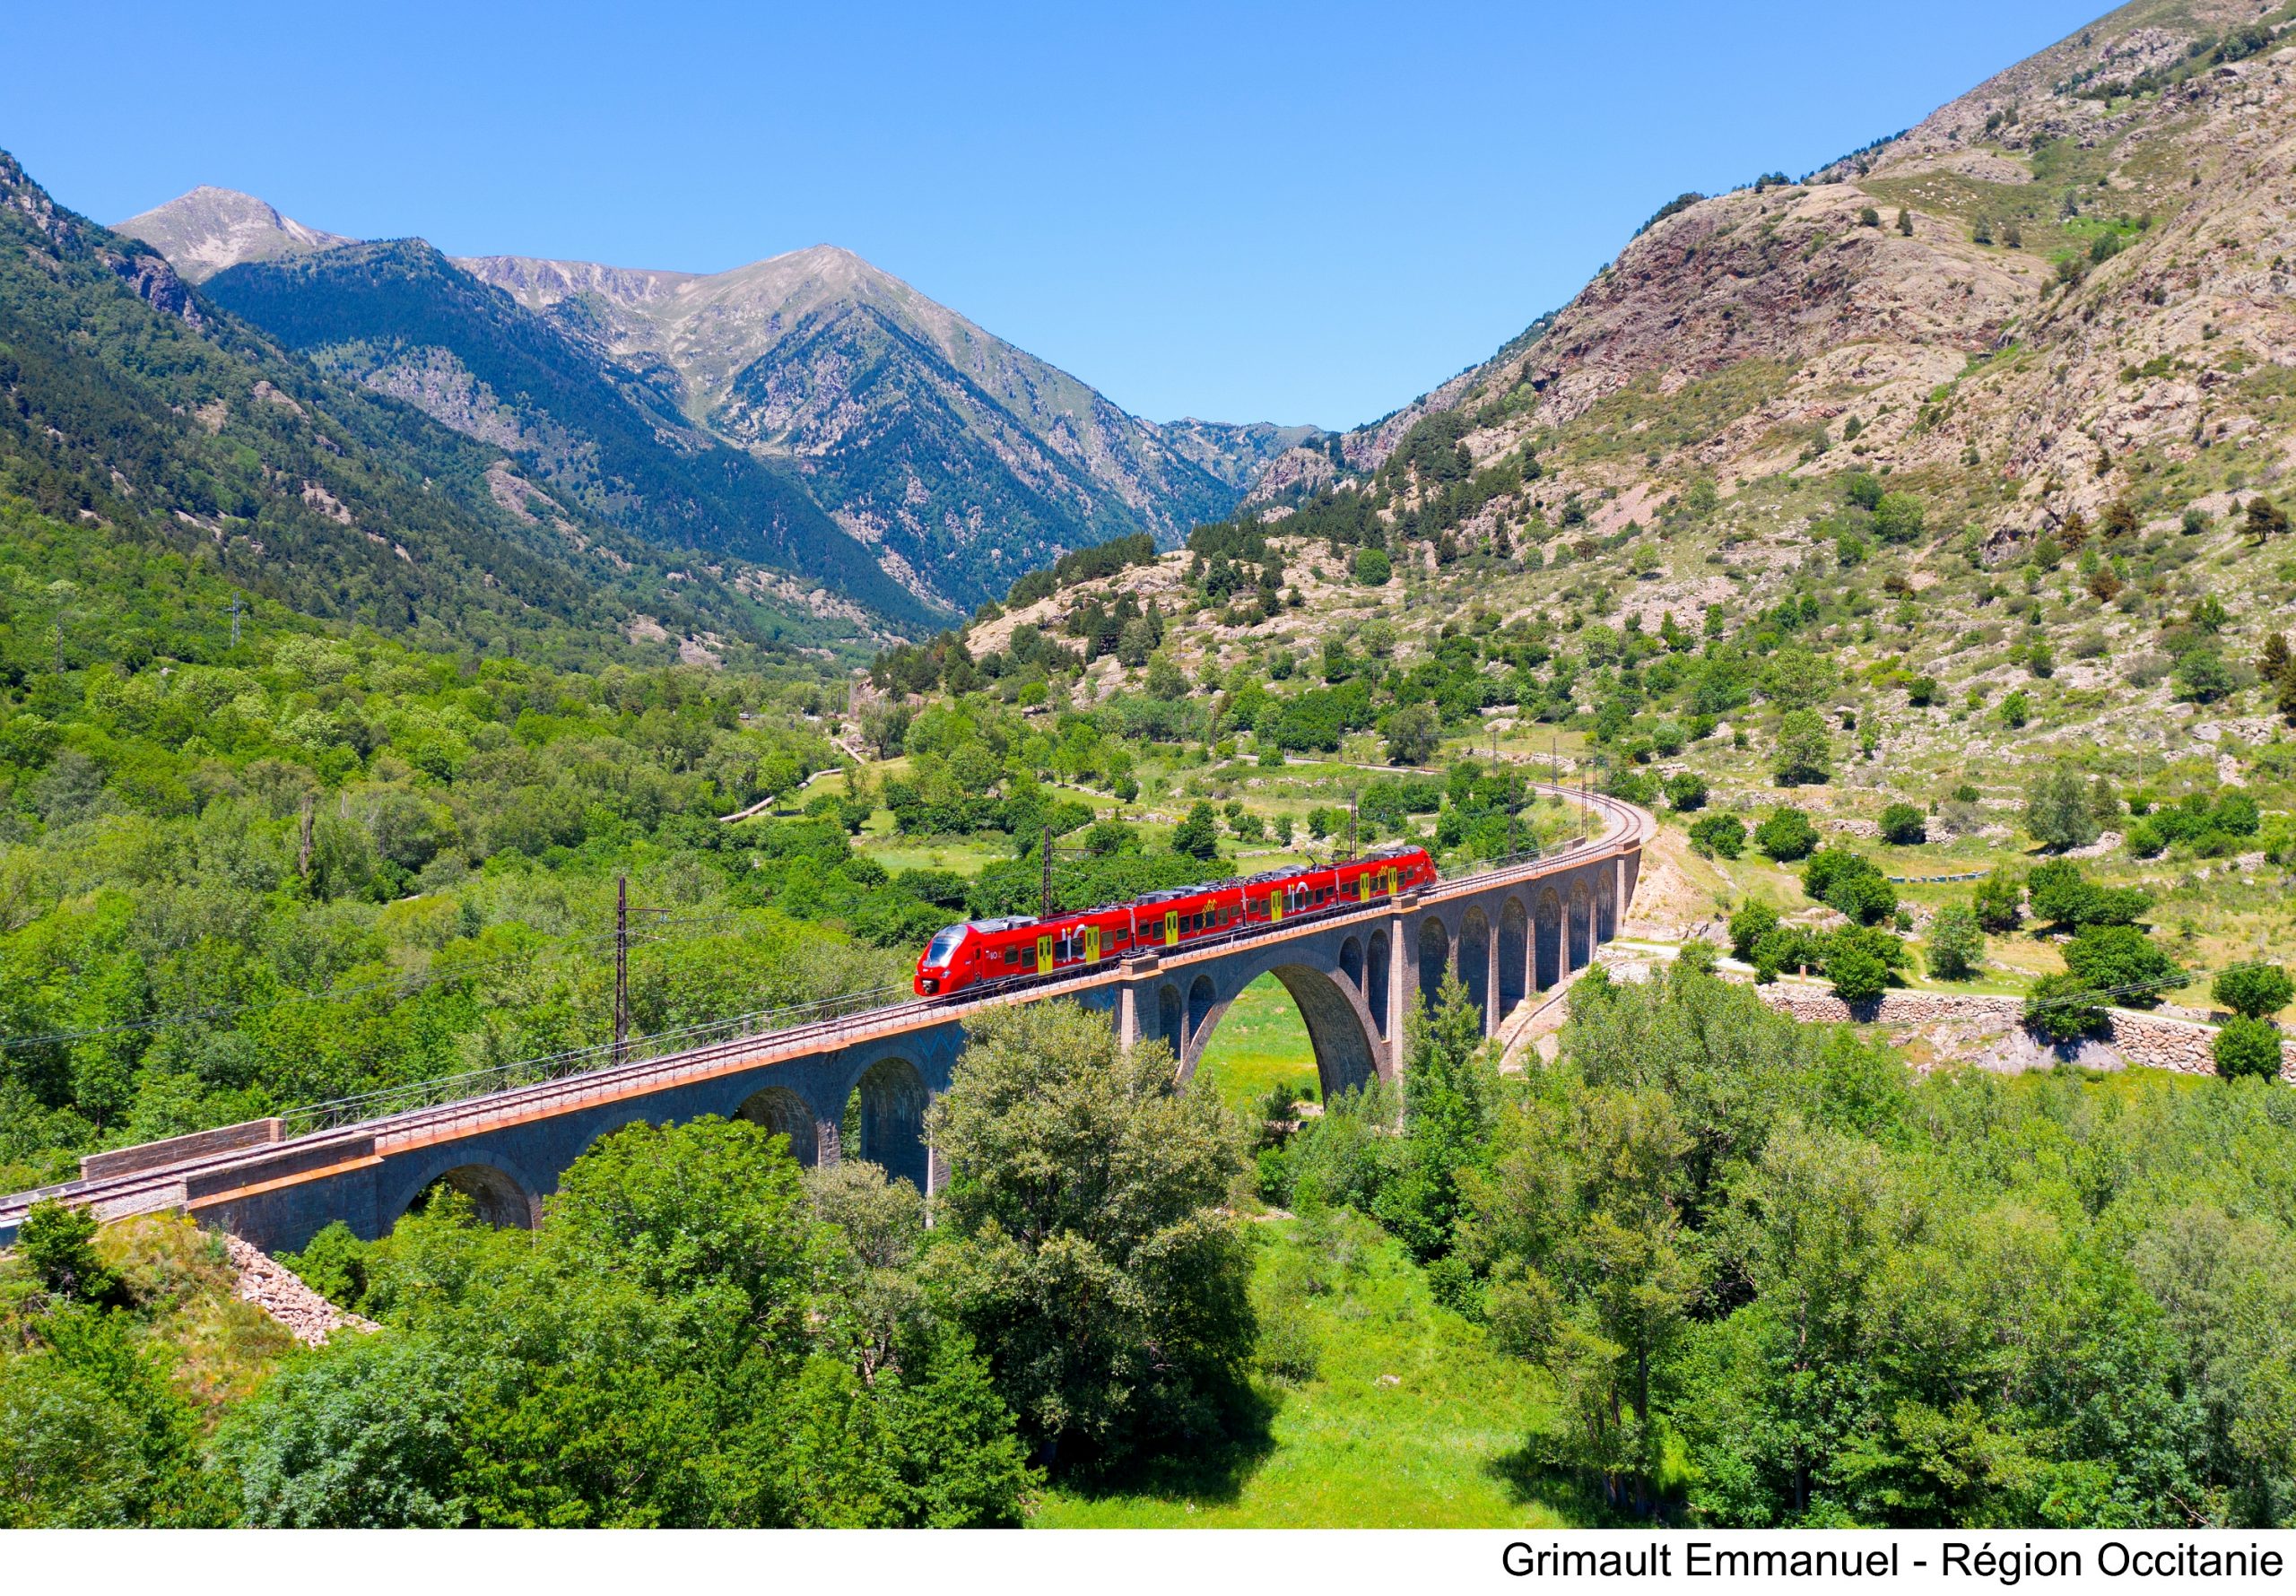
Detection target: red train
<box><xmin>913</xmin><ymin>843</ymin><xmax>1439</xmax><ymax>996</ymax></box>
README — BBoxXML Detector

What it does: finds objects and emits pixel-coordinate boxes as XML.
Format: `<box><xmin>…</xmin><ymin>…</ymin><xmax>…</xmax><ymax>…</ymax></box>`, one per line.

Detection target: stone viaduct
<box><xmin>0</xmin><ymin>789</ymin><xmax>1650</xmax><ymax>1254</ymax></box>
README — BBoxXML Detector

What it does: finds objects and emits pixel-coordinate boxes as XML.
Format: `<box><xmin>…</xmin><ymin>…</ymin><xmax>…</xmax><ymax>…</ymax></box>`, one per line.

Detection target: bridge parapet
<box><xmin>0</xmin><ymin>786</ymin><xmax>1649</xmax><ymax>1252</ymax></box>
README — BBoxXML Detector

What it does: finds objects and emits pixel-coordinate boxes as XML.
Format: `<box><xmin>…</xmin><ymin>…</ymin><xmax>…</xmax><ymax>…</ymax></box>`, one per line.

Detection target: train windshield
<box><xmin>925</xmin><ymin>925</ymin><xmax>968</xmax><ymax>966</ymax></box>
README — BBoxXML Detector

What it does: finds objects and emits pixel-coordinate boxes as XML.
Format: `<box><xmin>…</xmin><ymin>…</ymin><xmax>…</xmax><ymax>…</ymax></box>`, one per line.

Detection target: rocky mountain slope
<box><xmin>872</xmin><ymin>0</ymin><xmax>2296</xmax><ymax>1008</ymax></box>
<box><xmin>111</xmin><ymin>185</ymin><xmax>349</xmax><ymax>282</ymax></box>
<box><xmin>118</xmin><ymin>194</ymin><xmax>1311</xmax><ymax>614</ymax></box>
<box><xmin>200</xmin><ymin>239</ymin><xmax>930</xmax><ymax>631</ymax></box>
<box><xmin>1263</xmin><ymin>0</ymin><xmax>2296</xmax><ymax>556</ymax></box>
<box><xmin>0</xmin><ymin>150</ymin><xmax>833</xmax><ymax>664</ymax></box>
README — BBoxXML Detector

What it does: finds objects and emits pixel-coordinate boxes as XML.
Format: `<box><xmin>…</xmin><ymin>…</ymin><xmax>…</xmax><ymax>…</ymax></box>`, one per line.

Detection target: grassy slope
<box><xmin>1032</xmin><ymin>1212</ymin><xmax>1577</xmax><ymax>1529</ymax></box>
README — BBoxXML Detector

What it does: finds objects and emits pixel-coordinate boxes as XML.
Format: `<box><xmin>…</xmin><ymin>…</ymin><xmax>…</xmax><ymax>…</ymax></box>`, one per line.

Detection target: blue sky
<box><xmin>10</xmin><ymin>1</ymin><xmax>2102</xmax><ymax>428</ymax></box>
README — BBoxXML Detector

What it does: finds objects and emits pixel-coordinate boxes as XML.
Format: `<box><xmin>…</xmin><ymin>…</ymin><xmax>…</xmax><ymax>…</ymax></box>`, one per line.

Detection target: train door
<box><xmin>1036</xmin><ymin>932</ymin><xmax>1055</xmax><ymax>974</ymax></box>
<box><xmin>1163</xmin><ymin>908</ymin><xmax>1180</xmax><ymax>948</ymax></box>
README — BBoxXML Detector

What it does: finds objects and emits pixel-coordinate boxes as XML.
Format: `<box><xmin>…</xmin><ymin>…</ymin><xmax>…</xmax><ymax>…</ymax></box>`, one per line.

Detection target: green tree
<box><xmin>924</xmin><ymin>1002</ymin><xmax>1250</xmax><ymax>1475</ymax></box>
<box><xmin>1773</xmin><ymin>709</ymin><xmax>1832</xmax><ymax>785</ymax></box>
<box><xmin>1753</xmin><ymin>805</ymin><xmax>1820</xmax><ymax>862</ymax></box>
<box><xmin>1925</xmin><ymin>906</ymin><xmax>1985</xmax><ymax>981</ymax></box>
<box><xmin>1965</xmin><ymin>872</ymin><xmax>2020</xmax><ymax>936</ymax></box>
<box><xmin>2024</xmin><ymin>971</ymin><xmax>2107</xmax><ymax>1043</ymax></box>
<box><xmin>15</xmin><ymin>1201</ymin><xmax>121</xmax><ymax>1305</ymax></box>
<box><xmin>1352</xmin><ymin>548</ymin><xmax>1392</xmax><ymax>585</ymax></box>
<box><xmin>1827</xmin><ymin>939</ymin><xmax>1890</xmax><ymax>1002</ymax></box>
<box><xmin>1728</xmin><ymin>898</ymin><xmax>1780</xmax><ymax>961</ymax></box>
<box><xmin>1170</xmin><ymin>801</ymin><xmax>1222</xmax><ymax>860</ymax></box>
<box><xmin>1371</xmin><ymin>975</ymin><xmax>1500</xmax><ymax>1262</ymax></box>
<box><xmin>1879</xmin><ymin>802</ymin><xmax>1927</xmax><ymax>845</ymax></box>
<box><xmin>2025</xmin><ymin>768</ymin><xmax>2101</xmax><ymax>853</ymax></box>
<box><xmin>2213</xmin><ymin>1016</ymin><xmax>2284</xmax><ymax>1080</ymax></box>
<box><xmin>1384</xmin><ymin>702</ymin><xmax>1441</xmax><ymax>767</ymax></box>
<box><xmin>1688</xmin><ymin>812</ymin><xmax>1745</xmax><ymax>858</ymax></box>
<box><xmin>2213</xmin><ymin>963</ymin><xmax>2294</xmax><ymax>1020</ymax></box>
<box><xmin>2060</xmin><ymin>924</ymin><xmax>2179</xmax><ymax>1005</ymax></box>
<box><xmin>1872</xmin><ymin>492</ymin><xmax>1926</xmax><ymax>545</ymax></box>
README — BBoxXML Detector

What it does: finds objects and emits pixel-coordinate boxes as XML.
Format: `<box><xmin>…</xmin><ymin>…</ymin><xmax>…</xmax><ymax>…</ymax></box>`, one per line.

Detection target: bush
<box><xmin>1170</xmin><ymin>802</ymin><xmax>1221</xmax><ymax>860</ymax></box>
<box><xmin>1727</xmin><ymin>898</ymin><xmax>1779</xmax><ymax>961</ymax></box>
<box><xmin>2060</xmin><ymin>924</ymin><xmax>2179</xmax><ymax>1005</ymax></box>
<box><xmin>1803</xmin><ymin>848</ymin><xmax>1897</xmax><ymax>925</ymax></box>
<box><xmin>1772</xmin><ymin>708</ymin><xmax>1832</xmax><ymax>785</ymax></box>
<box><xmin>1872</xmin><ymin>491</ymin><xmax>1926</xmax><ymax>545</ymax></box>
<box><xmin>1971</xmin><ymin>869</ymin><xmax>2022</xmax><ymax>932</ymax></box>
<box><xmin>2213</xmin><ymin>1015</ymin><xmax>2285</xmax><ymax>1080</ymax></box>
<box><xmin>1753</xmin><ymin>806</ymin><xmax>1819</xmax><ymax>862</ymax></box>
<box><xmin>1352</xmin><ymin>548</ymin><xmax>1392</xmax><ymax>586</ymax></box>
<box><xmin>1926</xmin><ymin>905</ymin><xmax>1984</xmax><ymax>981</ymax></box>
<box><xmin>1664</xmin><ymin>772</ymin><xmax>1709</xmax><ymax>811</ymax></box>
<box><xmin>2025</xmin><ymin>768</ymin><xmax>2100</xmax><ymax>852</ymax></box>
<box><xmin>2026</xmin><ymin>860</ymin><xmax>2151</xmax><ymax>928</ymax></box>
<box><xmin>2213</xmin><ymin>962</ymin><xmax>2294</xmax><ymax>1019</ymax></box>
<box><xmin>16</xmin><ymin>1201</ymin><xmax>122</xmax><ymax>1305</ymax></box>
<box><xmin>1827</xmin><ymin>941</ymin><xmax>1889</xmax><ymax>1002</ymax></box>
<box><xmin>1878</xmin><ymin>802</ymin><xmax>1926</xmax><ymax>845</ymax></box>
<box><xmin>1688</xmin><ymin>812</ymin><xmax>1745</xmax><ymax>859</ymax></box>
<box><xmin>2025</xmin><ymin>971</ymin><xmax>2107</xmax><ymax>1043</ymax></box>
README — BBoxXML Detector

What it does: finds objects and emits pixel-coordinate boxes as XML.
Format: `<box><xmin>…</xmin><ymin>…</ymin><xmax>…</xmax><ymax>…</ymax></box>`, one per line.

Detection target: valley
<box><xmin>4</xmin><ymin>0</ymin><xmax>2296</xmax><ymax>1539</ymax></box>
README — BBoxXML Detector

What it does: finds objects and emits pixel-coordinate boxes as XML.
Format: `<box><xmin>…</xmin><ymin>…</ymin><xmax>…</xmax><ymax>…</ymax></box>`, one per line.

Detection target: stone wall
<box><xmin>1752</xmin><ymin>982</ymin><xmax>2296</xmax><ymax>1080</ymax></box>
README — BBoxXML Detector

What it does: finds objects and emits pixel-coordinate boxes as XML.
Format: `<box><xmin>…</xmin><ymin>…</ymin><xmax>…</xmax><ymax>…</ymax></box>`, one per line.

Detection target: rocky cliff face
<box><xmin>1272</xmin><ymin>0</ymin><xmax>2296</xmax><ymax>553</ymax></box>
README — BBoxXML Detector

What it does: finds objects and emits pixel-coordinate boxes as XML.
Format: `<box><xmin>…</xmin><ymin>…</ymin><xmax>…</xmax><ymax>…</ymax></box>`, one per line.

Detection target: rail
<box><xmin>0</xmin><ymin>783</ymin><xmax>1646</xmax><ymax>1229</ymax></box>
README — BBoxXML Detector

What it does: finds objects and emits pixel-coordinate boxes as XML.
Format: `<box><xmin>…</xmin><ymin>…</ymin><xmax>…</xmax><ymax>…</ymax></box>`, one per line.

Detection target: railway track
<box><xmin>0</xmin><ymin>784</ymin><xmax>1647</xmax><ymax>1236</ymax></box>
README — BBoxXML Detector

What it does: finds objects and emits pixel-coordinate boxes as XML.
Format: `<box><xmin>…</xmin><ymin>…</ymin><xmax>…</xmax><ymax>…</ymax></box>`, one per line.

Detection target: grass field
<box><xmin>1191</xmin><ymin>973</ymin><xmax>1321</xmax><ymax>1119</ymax></box>
<box><xmin>1031</xmin><ymin>1212</ymin><xmax>1580</xmax><ymax>1528</ymax></box>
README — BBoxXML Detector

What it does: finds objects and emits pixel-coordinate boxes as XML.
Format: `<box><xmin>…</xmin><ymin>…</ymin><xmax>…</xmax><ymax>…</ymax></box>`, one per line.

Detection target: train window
<box><xmin>1004</xmin><ymin>948</ymin><xmax>1021</xmax><ymax>966</ymax></box>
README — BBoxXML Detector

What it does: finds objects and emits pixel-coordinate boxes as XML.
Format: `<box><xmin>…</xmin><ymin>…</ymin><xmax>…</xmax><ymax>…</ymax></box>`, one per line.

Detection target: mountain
<box><xmin>200</xmin><ymin>239</ymin><xmax>934</xmax><ymax>629</ymax></box>
<box><xmin>116</xmin><ymin>186</ymin><xmax>1311</xmax><ymax>613</ymax></box>
<box><xmin>111</xmin><ymin>185</ymin><xmax>349</xmax><ymax>282</ymax></box>
<box><xmin>462</xmin><ymin>245</ymin><xmax>1315</xmax><ymax>607</ymax></box>
<box><xmin>0</xmin><ymin>150</ymin><xmax>853</xmax><ymax>665</ymax></box>
<box><xmin>1261</xmin><ymin>0</ymin><xmax>2296</xmax><ymax>558</ymax></box>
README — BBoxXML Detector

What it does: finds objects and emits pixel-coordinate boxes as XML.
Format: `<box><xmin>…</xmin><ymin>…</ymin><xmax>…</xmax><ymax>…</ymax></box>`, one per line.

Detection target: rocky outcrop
<box><xmin>223</xmin><ymin>1233</ymin><xmax>376</xmax><ymax>1347</ymax></box>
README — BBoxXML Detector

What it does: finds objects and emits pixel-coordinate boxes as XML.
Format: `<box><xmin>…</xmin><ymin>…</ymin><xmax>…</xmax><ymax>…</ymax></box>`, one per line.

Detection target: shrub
<box><xmin>1170</xmin><ymin>802</ymin><xmax>1221</xmax><ymax>860</ymax></box>
<box><xmin>2025</xmin><ymin>971</ymin><xmax>2107</xmax><ymax>1043</ymax></box>
<box><xmin>1727</xmin><ymin>898</ymin><xmax>1779</xmax><ymax>961</ymax></box>
<box><xmin>16</xmin><ymin>1200</ymin><xmax>122</xmax><ymax>1305</ymax></box>
<box><xmin>1665</xmin><ymin>772</ymin><xmax>1709</xmax><ymax>811</ymax></box>
<box><xmin>1688</xmin><ymin>812</ymin><xmax>1745</xmax><ymax>858</ymax></box>
<box><xmin>1878</xmin><ymin>802</ymin><xmax>1926</xmax><ymax>845</ymax></box>
<box><xmin>1353</xmin><ymin>548</ymin><xmax>1392</xmax><ymax>586</ymax></box>
<box><xmin>2061</xmin><ymin>924</ymin><xmax>2179</xmax><ymax>1005</ymax></box>
<box><xmin>2213</xmin><ymin>962</ymin><xmax>2294</xmax><ymax>1019</ymax></box>
<box><xmin>2026</xmin><ymin>859</ymin><xmax>2151</xmax><ymax>928</ymax></box>
<box><xmin>1827</xmin><ymin>941</ymin><xmax>1890</xmax><ymax>1002</ymax></box>
<box><xmin>2213</xmin><ymin>1015</ymin><xmax>2285</xmax><ymax>1080</ymax></box>
<box><xmin>1872</xmin><ymin>491</ymin><xmax>1926</xmax><ymax>544</ymax></box>
<box><xmin>1926</xmin><ymin>905</ymin><xmax>1985</xmax><ymax>981</ymax></box>
<box><xmin>2025</xmin><ymin>768</ymin><xmax>2101</xmax><ymax>853</ymax></box>
<box><xmin>1753</xmin><ymin>806</ymin><xmax>1819</xmax><ymax>862</ymax></box>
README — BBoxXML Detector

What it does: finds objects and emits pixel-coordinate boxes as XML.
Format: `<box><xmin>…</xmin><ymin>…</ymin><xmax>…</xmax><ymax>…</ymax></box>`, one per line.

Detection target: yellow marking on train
<box><xmin>1036</xmin><ymin>934</ymin><xmax>1053</xmax><ymax>974</ymax></box>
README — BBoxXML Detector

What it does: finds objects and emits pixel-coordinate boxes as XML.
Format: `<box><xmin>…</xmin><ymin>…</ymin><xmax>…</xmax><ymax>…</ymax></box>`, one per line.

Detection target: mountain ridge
<box><xmin>117</xmin><ymin>193</ymin><xmax>1314</xmax><ymax>612</ymax></box>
